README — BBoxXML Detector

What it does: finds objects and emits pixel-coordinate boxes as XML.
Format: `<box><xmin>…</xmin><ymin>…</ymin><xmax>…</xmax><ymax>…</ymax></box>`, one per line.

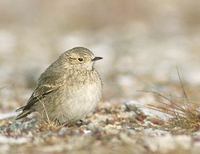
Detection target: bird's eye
<box><xmin>78</xmin><ymin>58</ymin><xmax>83</xmax><ymax>62</ymax></box>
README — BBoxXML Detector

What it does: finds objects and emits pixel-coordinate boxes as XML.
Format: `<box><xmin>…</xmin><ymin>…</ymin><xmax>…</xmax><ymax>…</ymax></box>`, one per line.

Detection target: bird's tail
<box><xmin>15</xmin><ymin>110</ymin><xmax>32</xmax><ymax>120</ymax></box>
<box><xmin>15</xmin><ymin>106</ymin><xmax>25</xmax><ymax>112</ymax></box>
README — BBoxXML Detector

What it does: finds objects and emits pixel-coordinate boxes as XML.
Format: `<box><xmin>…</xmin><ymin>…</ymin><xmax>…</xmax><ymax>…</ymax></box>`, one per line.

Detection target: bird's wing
<box><xmin>23</xmin><ymin>71</ymin><xmax>66</xmax><ymax>111</ymax></box>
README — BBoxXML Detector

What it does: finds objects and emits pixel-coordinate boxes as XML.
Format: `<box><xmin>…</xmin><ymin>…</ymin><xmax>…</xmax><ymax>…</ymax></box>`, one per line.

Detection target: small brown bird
<box><xmin>16</xmin><ymin>47</ymin><xmax>103</xmax><ymax>124</ymax></box>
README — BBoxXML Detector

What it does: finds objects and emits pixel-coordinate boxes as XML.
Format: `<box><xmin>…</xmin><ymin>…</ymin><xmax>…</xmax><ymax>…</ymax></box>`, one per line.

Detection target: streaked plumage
<box><xmin>16</xmin><ymin>47</ymin><xmax>102</xmax><ymax>124</ymax></box>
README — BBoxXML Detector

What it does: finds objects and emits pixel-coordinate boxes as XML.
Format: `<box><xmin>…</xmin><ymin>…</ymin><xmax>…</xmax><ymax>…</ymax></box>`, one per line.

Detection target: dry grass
<box><xmin>38</xmin><ymin>120</ymin><xmax>62</xmax><ymax>132</ymax></box>
<box><xmin>147</xmin><ymin>90</ymin><xmax>200</xmax><ymax>132</ymax></box>
<box><xmin>37</xmin><ymin>97</ymin><xmax>63</xmax><ymax>131</ymax></box>
<box><xmin>146</xmin><ymin>69</ymin><xmax>200</xmax><ymax>132</ymax></box>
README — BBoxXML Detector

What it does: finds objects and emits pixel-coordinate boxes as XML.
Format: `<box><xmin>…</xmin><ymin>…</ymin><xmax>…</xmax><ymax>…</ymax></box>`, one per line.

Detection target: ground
<box><xmin>1</xmin><ymin>89</ymin><xmax>200</xmax><ymax>154</ymax></box>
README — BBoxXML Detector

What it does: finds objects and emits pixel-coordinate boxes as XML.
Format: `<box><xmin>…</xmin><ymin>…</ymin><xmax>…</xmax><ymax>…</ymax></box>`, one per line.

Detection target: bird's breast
<box><xmin>59</xmin><ymin>76</ymin><xmax>102</xmax><ymax>122</ymax></box>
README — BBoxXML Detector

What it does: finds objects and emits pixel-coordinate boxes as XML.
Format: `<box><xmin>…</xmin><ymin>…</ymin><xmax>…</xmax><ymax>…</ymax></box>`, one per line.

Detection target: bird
<box><xmin>16</xmin><ymin>47</ymin><xmax>103</xmax><ymax>124</ymax></box>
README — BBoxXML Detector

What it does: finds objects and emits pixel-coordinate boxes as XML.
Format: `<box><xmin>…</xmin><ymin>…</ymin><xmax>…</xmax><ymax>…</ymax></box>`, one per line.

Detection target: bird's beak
<box><xmin>92</xmin><ymin>57</ymin><xmax>103</xmax><ymax>61</ymax></box>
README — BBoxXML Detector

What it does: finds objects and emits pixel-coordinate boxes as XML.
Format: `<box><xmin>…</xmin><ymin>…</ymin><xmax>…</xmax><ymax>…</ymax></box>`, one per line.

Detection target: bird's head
<box><xmin>61</xmin><ymin>47</ymin><xmax>102</xmax><ymax>70</ymax></box>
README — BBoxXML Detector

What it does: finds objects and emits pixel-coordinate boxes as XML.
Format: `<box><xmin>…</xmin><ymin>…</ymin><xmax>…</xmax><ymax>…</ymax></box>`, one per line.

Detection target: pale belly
<box><xmin>56</xmin><ymin>82</ymin><xmax>102</xmax><ymax>124</ymax></box>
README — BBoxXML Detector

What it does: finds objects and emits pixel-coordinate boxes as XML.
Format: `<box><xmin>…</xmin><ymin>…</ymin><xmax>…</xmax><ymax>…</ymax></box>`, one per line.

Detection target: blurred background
<box><xmin>0</xmin><ymin>0</ymin><xmax>200</xmax><ymax>111</ymax></box>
